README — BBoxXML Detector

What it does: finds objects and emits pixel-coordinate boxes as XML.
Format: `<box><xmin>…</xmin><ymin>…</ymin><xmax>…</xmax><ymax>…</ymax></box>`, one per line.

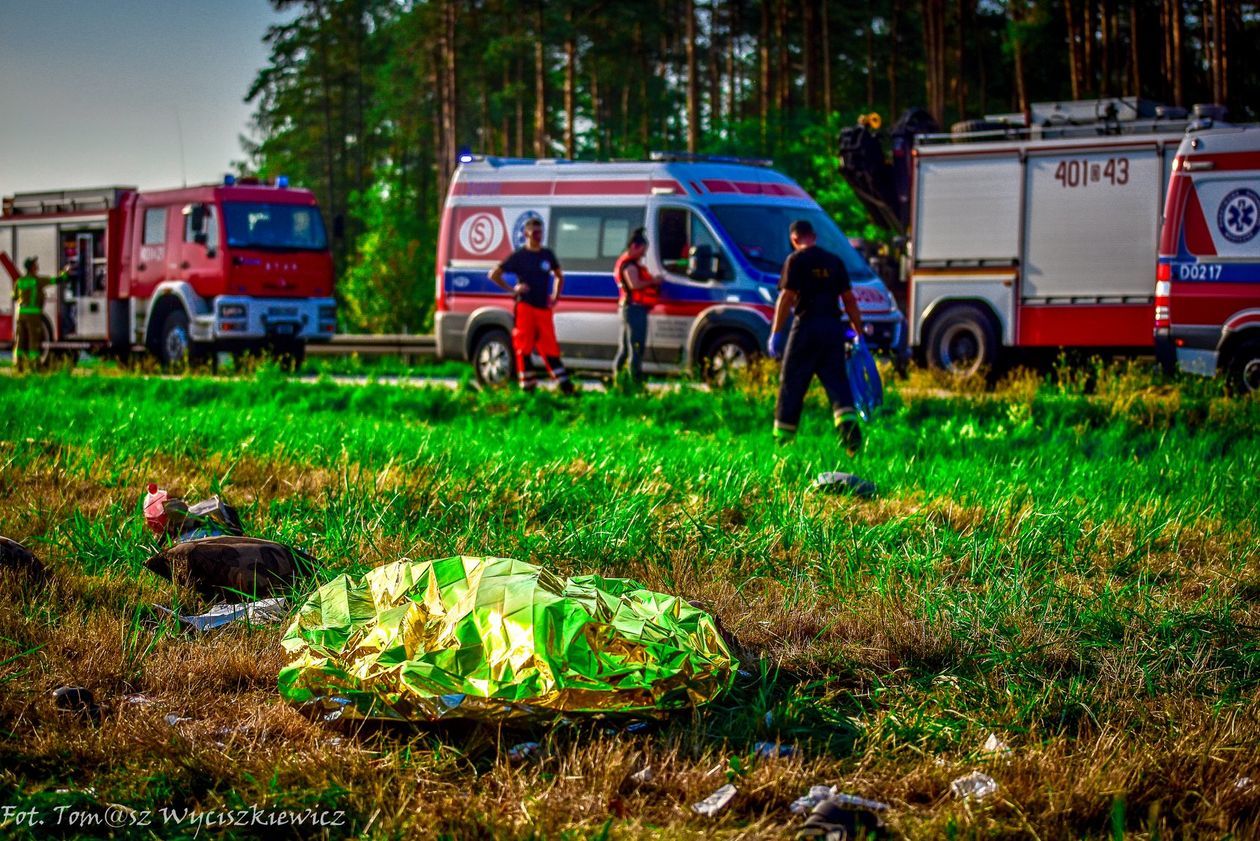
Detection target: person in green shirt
<box><xmin>12</xmin><ymin>256</ymin><xmax>67</xmax><ymax>372</ymax></box>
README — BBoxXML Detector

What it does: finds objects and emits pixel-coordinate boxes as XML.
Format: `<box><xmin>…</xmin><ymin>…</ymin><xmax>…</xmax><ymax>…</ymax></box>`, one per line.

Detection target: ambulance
<box><xmin>1155</xmin><ymin>125</ymin><xmax>1260</xmax><ymax>393</ymax></box>
<box><xmin>433</xmin><ymin>154</ymin><xmax>904</xmax><ymax>384</ymax></box>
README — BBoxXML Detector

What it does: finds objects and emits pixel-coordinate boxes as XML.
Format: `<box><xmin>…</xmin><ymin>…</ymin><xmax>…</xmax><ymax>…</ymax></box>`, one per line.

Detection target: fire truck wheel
<box><xmin>157</xmin><ymin>310</ymin><xmax>196</xmax><ymax>368</ymax></box>
<box><xmin>701</xmin><ymin>330</ymin><xmax>757</xmax><ymax>386</ymax></box>
<box><xmin>472</xmin><ymin>328</ymin><xmax>515</xmax><ymax>387</ymax></box>
<box><xmin>925</xmin><ymin>304</ymin><xmax>998</xmax><ymax>378</ymax></box>
<box><xmin>1226</xmin><ymin>339</ymin><xmax>1260</xmax><ymax>395</ymax></box>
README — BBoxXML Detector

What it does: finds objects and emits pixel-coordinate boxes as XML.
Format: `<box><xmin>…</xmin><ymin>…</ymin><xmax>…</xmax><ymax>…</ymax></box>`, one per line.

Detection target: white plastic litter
<box><xmin>692</xmin><ymin>783</ymin><xmax>737</xmax><ymax>816</ymax></box>
<box><xmin>630</xmin><ymin>766</ymin><xmax>654</xmax><ymax>784</ymax></box>
<box><xmin>154</xmin><ymin>597</ymin><xmax>288</xmax><ymax>632</ymax></box>
<box><xmin>950</xmin><ymin>771</ymin><xmax>998</xmax><ymax>800</ymax></box>
<box><xmin>790</xmin><ymin>785</ymin><xmax>837</xmax><ymax>814</ymax></box>
<box><xmin>982</xmin><ymin>733</ymin><xmax>1010</xmax><ymax>754</ymax></box>
<box><xmin>791</xmin><ymin>786</ymin><xmax>891</xmax><ymax>814</ymax></box>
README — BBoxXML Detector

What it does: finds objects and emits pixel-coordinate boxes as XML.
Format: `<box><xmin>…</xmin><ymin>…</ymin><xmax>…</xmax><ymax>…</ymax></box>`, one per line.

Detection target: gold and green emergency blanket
<box><xmin>278</xmin><ymin>556</ymin><xmax>736</xmax><ymax>722</ymax></box>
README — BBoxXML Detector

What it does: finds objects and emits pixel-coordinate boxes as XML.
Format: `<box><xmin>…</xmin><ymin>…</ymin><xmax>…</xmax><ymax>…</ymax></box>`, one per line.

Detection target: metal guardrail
<box><xmin>306</xmin><ymin>334</ymin><xmax>437</xmax><ymax>357</ymax></box>
<box><xmin>6</xmin><ymin>334</ymin><xmax>437</xmax><ymax>358</ymax></box>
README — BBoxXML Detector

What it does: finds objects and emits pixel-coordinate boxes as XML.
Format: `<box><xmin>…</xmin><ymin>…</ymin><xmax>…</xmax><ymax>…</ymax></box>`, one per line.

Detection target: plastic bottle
<box><xmin>143</xmin><ymin>483</ymin><xmax>169</xmax><ymax>538</ymax></box>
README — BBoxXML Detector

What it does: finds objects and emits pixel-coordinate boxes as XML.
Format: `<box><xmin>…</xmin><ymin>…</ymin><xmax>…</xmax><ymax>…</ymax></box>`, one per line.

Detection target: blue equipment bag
<box><xmin>847</xmin><ymin>339</ymin><xmax>883</xmax><ymax>421</ymax></box>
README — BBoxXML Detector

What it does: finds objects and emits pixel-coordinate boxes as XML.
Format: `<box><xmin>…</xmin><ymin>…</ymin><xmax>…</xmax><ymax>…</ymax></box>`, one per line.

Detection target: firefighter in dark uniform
<box><xmin>12</xmin><ymin>257</ymin><xmax>65</xmax><ymax>373</ymax></box>
<box><xmin>768</xmin><ymin>220</ymin><xmax>865</xmax><ymax>453</ymax></box>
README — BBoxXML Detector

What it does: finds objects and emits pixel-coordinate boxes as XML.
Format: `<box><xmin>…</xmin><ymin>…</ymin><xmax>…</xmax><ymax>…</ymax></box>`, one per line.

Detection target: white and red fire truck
<box><xmin>841</xmin><ymin>99</ymin><xmax>1214</xmax><ymax>374</ymax></box>
<box><xmin>0</xmin><ymin>179</ymin><xmax>336</xmax><ymax>365</ymax></box>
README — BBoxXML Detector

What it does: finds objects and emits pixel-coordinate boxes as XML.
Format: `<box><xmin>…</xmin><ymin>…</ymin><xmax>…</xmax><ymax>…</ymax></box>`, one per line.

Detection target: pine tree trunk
<box><xmin>1171</xmin><ymin>0</ymin><xmax>1183</xmax><ymax>105</ymax></box>
<box><xmin>887</xmin><ymin>0</ymin><xmax>901</xmax><ymax>119</ymax></box>
<box><xmin>1066</xmin><ymin>0</ymin><xmax>1080</xmax><ymax>100</ymax></box>
<box><xmin>564</xmin><ymin>23</ymin><xmax>575</xmax><ymax>159</ymax></box>
<box><xmin>515</xmin><ymin>54</ymin><xmax>524</xmax><ymax>157</ymax></box>
<box><xmin>710</xmin><ymin>4</ymin><xmax>724</xmax><ymax>133</ymax></box>
<box><xmin>771</xmin><ymin>0</ymin><xmax>781</xmax><ymax>110</ymax></box>
<box><xmin>822</xmin><ymin>0</ymin><xmax>832</xmax><ymax>116</ymax></box>
<box><xmin>954</xmin><ymin>0</ymin><xmax>968</xmax><ymax>120</ymax></box>
<box><xmin>727</xmin><ymin>2</ymin><xmax>738</xmax><ymax>125</ymax></box>
<box><xmin>1129</xmin><ymin>3</ymin><xmax>1141</xmax><ymax>97</ymax></box>
<box><xmin>865</xmin><ymin>0</ymin><xmax>875</xmax><ymax>110</ymax></box>
<box><xmin>1010</xmin><ymin>0</ymin><xmax>1029</xmax><ymax>117</ymax></box>
<box><xmin>1083</xmin><ymin>0</ymin><xmax>1094</xmax><ymax>96</ymax></box>
<box><xmin>759</xmin><ymin>0</ymin><xmax>770</xmax><ymax>145</ymax></box>
<box><xmin>802</xmin><ymin>1</ymin><xmax>816</xmax><ymax>112</ymax></box>
<box><xmin>686</xmin><ymin>0</ymin><xmax>698</xmax><ymax>153</ymax></box>
<box><xmin>534</xmin><ymin>7</ymin><xmax>547</xmax><ymax>157</ymax></box>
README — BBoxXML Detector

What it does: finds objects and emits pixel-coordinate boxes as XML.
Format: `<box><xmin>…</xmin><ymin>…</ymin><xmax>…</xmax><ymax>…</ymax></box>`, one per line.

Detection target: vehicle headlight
<box><xmin>219</xmin><ymin>304</ymin><xmax>247</xmax><ymax>319</ymax></box>
<box><xmin>318</xmin><ymin>305</ymin><xmax>337</xmax><ymax>320</ymax></box>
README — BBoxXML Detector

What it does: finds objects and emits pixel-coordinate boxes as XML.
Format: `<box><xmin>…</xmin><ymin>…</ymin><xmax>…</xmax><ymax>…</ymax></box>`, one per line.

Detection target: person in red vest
<box><xmin>612</xmin><ymin>227</ymin><xmax>660</xmax><ymax>385</ymax></box>
<box><xmin>489</xmin><ymin>217</ymin><xmax>575</xmax><ymax>394</ymax></box>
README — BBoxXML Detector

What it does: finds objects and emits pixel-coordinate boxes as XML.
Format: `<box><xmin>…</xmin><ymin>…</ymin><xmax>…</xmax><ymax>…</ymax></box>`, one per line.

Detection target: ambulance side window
<box><xmin>656</xmin><ymin>207</ymin><xmax>731</xmax><ymax>280</ymax></box>
<box><xmin>549</xmin><ymin>207</ymin><xmax>645</xmax><ymax>271</ymax></box>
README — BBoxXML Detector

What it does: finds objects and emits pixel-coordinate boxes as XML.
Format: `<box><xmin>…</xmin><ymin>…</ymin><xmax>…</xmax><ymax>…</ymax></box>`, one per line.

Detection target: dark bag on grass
<box><xmin>0</xmin><ymin>536</ymin><xmax>45</xmax><ymax>579</ymax></box>
<box><xmin>145</xmin><ymin>536</ymin><xmax>313</xmax><ymax>599</ymax></box>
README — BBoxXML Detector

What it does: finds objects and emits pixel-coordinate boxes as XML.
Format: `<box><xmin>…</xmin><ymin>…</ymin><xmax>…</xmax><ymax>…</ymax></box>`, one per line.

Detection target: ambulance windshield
<box><xmin>709</xmin><ymin>205</ymin><xmax>877</xmax><ymax>281</ymax></box>
<box><xmin>223</xmin><ymin>202</ymin><xmax>328</xmax><ymax>251</ymax></box>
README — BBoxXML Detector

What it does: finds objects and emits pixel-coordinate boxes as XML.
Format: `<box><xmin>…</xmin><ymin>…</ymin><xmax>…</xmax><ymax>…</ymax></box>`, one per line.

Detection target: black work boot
<box><xmin>835</xmin><ymin>410</ymin><xmax>863</xmax><ymax>456</ymax></box>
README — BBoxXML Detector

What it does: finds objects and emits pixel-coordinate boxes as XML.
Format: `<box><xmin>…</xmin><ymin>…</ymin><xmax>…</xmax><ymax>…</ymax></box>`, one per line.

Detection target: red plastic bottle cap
<box><xmin>147</xmin><ymin>483</ymin><xmax>158</xmax><ymax>494</ymax></box>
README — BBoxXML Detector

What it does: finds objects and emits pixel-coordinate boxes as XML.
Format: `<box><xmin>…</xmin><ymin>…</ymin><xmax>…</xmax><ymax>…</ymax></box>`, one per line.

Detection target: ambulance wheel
<box><xmin>1226</xmin><ymin>339</ymin><xmax>1260</xmax><ymax>395</ymax></box>
<box><xmin>701</xmin><ymin>330</ymin><xmax>757</xmax><ymax>386</ymax></box>
<box><xmin>925</xmin><ymin>304</ymin><xmax>998</xmax><ymax>378</ymax></box>
<box><xmin>472</xmin><ymin>328</ymin><xmax>515</xmax><ymax>387</ymax></box>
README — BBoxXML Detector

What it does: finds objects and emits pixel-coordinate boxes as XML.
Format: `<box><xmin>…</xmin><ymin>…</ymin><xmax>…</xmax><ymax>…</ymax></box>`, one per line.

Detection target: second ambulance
<box><xmin>1156</xmin><ymin>124</ymin><xmax>1260</xmax><ymax>393</ymax></box>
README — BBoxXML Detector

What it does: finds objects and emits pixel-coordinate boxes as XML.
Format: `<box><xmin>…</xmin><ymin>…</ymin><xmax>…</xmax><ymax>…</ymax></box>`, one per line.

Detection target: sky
<box><xmin>0</xmin><ymin>0</ymin><xmax>288</xmax><ymax>200</ymax></box>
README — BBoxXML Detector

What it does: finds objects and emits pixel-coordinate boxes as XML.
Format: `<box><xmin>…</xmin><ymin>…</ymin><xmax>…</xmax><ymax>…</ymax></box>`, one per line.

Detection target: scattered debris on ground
<box><xmin>814</xmin><ymin>472</ymin><xmax>877</xmax><ymax>497</ymax></box>
<box><xmin>950</xmin><ymin>771</ymin><xmax>999</xmax><ymax>800</ymax></box>
<box><xmin>153</xmin><ymin>596</ymin><xmax>288</xmax><ymax>631</ymax></box>
<box><xmin>692</xmin><ymin>783</ymin><xmax>737</xmax><ymax>817</ymax></box>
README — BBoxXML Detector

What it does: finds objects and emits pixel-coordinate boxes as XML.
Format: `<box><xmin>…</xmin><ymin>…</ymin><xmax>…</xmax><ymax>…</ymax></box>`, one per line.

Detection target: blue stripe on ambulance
<box><xmin>442</xmin><ymin>269</ymin><xmax>769</xmax><ymax>304</ymax></box>
<box><xmin>1158</xmin><ymin>257</ymin><xmax>1260</xmax><ymax>283</ymax></box>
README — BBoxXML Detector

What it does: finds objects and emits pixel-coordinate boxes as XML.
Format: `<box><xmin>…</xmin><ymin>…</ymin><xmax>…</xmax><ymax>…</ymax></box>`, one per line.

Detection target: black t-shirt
<box><xmin>499</xmin><ymin>247</ymin><xmax>561</xmax><ymax>309</ymax></box>
<box><xmin>779</xmin><ymin>245</ymin><xmax>851</xmax><ymax>319</ymax></box>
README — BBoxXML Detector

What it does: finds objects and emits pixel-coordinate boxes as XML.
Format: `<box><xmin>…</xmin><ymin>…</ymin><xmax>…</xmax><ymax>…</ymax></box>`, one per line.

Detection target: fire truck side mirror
<box><xmin>687</xmin><ymin>244</ymin><xmax>714</xmax><ymax>281</ymax></box>
<box><xmin>333</xmin><ymin>214</ymin><xmax>345</xmax><ymax>240</ymax></box>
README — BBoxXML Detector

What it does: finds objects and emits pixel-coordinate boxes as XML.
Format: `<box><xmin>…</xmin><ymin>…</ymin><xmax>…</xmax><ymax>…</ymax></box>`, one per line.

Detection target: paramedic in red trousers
<box><xmin>612</xmin><ymin>227</ymin><xmax>660</xmax><ymax>384</ymax></box>
<box><xmin>489</xmin><ymin>217</ymin><xmax>576</xmax><ymax>394</ymax></box>
<box><xmin>768</xmin><ymin>219</ymin><xmax>865</xmax><ymax>454</ymax></box>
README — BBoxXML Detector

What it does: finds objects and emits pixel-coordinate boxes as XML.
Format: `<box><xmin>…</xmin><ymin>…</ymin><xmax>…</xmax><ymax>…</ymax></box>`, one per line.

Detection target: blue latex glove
<box><xmin>768</xmin><ymin>331</ymin><xmax>787</xmax><ymax>359</ymax></box>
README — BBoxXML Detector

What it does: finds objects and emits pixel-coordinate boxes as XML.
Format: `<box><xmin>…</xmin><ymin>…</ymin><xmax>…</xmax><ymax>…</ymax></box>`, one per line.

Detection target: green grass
<box><xmin>0</xmin><ymin>363</ymin><xmax>1257</xmax><ymax>839</ymax></box>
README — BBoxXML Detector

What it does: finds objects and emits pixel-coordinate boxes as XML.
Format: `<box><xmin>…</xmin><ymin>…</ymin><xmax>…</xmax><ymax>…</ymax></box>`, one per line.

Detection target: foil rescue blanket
<box><xmin>278</xmin><ymin>556</ymin><xmax>736</xmax><ymax>722</ymax></box>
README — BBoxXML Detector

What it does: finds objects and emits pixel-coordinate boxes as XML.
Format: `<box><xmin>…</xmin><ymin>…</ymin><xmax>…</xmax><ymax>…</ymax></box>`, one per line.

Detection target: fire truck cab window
<box><xmin>656</xmin><ymin>207</ymin><xmax>730</xmax><ymax>280</ymax></box>
<box><xmin>223</xmin><ymin>203</ymin><xmax>328</xmax><ymax>251</ymax></box>
<box><xmin>142</xmin><ymin>208</ymin><xmax>167</xmax><ymax>245</ymax></box>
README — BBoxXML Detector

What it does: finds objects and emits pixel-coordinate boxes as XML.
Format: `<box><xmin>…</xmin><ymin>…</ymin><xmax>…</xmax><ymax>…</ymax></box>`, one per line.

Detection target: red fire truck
<box><xmin>1155</xmin><ymin>125</ymin><xmax>1260</xmax><ymax>393</ymax></box>
<box><xmin>841</xmin><ymin>99</ymin><xmax>1218</xmax><ymax>374</ymax></box>
<box><xmin>0</xmin><ymin>179</ymin><xmax>336</xmax><ymax>366</ymax></box>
